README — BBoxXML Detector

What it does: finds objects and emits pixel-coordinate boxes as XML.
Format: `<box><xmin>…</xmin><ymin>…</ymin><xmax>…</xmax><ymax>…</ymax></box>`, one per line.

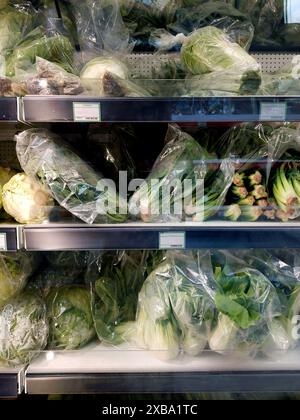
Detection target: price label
<box><xmin>260</xmin><ymin>103</ymin><xmax>287</xmax><ymax>121</ymax></box>
<box><xmin>159</xmin><ymin>232</ymin><xmax>186</xmax><ymax>250</ymax></box>
<box><xmin>0</xmin><ymin>233</ymin><xmax>7</xmax><ymax>251</ymax></box>
<box><xmin>73</xmin><ymin>102</ymin><xmax>101</xmax><ymax>122</ymax></box>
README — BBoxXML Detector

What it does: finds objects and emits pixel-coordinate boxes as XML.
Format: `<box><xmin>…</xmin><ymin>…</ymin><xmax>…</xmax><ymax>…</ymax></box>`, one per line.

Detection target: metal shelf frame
<box><xmin>0</xmin><ymin>98</ymin><xmax>18</xmax><ymax>122</ymax></box>
<box><xmin>25</xmin><ymin>371</ymin><xmax>300</xmax><ymax>395</ymax></box>
<box><xmin>23</xmin><ymin>223</ymin><xmax>300</xmax><ymax>251</ymax></box>
<box><xmin>21</xmin><ymin>96</ymin><xmax>300</xmax><ymax>123</ymax></box>
<box><xmin>0</xmin><ymin>368</ymin><xmax>25</xmax><ymax>398</ymax></box>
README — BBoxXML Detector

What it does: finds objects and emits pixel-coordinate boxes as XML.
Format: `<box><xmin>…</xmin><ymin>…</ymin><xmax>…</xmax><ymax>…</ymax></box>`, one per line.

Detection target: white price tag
<box><xmin>260</xmin><ymin>103</ymin><xmax>287</xmax><ymax>121</ymax></box>
<box><xmin>73</xmin><ymin>102</ymin><xmax>101</xmax><ymax>122</ymax></box>
<box><xmin>159</xmin><ymin>232</ymin><xmax>186</xmax><ymax>250</ymax></box>
<box><xmin>0</xmin><ymin>233</ymin><xmax>7</xmax><ymax>251</ymax></box>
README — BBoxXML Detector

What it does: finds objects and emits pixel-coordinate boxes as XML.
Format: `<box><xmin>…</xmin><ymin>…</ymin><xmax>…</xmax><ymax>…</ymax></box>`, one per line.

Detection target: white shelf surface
<box><xmin>27</xmin><ymin>343</ymin><xmax>300</xmax><ymax>375</ymax></box>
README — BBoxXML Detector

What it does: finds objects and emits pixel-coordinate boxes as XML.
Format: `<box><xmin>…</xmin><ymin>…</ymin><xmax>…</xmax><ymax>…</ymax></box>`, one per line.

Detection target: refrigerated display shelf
<box><xmin>0</xmin><ymin>98</ymin><xmax>18</xmax><ymax>122</ymax></box>
<box><xmin>23</xmin><ymin>222</ymin><xmax>300</xmax><ymax>251</ymax></box>
<box><xmin>25</xmin><ymin>346</ymin><xmax>300</xmax><ymax>394</ymax></box>
<box><xmin>21</xmin><ymin>96</ymin><xmax>300</xmax><ymax>123</ymax></box>
<box><xmin>0</xmin><ymin>226</ymin><xmax>20</xmax><ymax>252</ymax></box>
<box><xmin>0</xmin><ymin>368</ymin><xmax>24</xmax><ymax>398</ymax></box>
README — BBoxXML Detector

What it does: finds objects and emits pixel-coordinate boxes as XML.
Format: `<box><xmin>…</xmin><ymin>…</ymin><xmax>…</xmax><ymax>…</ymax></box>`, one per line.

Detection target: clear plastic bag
<box><xmin>15</xmin><ymin>57</ymin><xmax>83</xmax><ymax>96</ymax></box>
<box><xmin>129</xmin><ymin>125</ymin><xmax>207</xmax><ymax>222</ymax></box>
<box><xmin>134</xmin><ymin>251</ymin><xmax>215</xmax><ymax>360</ymax></box>
<box><xmin>66</xmin><ymin>0</ymin><xmax>130</xmax><ymax>61</ymax></box>
<box><xmin>0</xmin><ymin>252</ymin><xmax>37</xmax><ymax>309</ymax></box>
<box><xmin>209</xmin><ymin>250</ymin><xmax>290</xmax><ymax>356</ymax></box>
<box><xmin>88</xmin><ymin>251</ymin><xmax>148</xmax><ymax>345</ymax></box>
<box><xmin>46</xmin><ymin>285</ymin><xmax>95</xmax><ymax>350</ymax></box>
<box><xmin>168</xmin><ymin>1</ymin><xmax>254</xmax><ymax>50</ymax></box>
<box><xmin>16</xmin><ymin>128</ymin><xmax>128</xmax><ymax>224</ymax></box>
<box><xmin>0</xmin><ymin>290</ymin><xmax>48</xmax><ymax>367</ymax></box>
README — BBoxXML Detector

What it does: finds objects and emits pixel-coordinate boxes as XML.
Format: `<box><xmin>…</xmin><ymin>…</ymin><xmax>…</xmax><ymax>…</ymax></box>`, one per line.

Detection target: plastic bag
<box><xmin>0</xmin><ymin>1</ymin><xmax>36</xmax><ymax>57</ymax></box>
<box><xmin>46</xmin><ymin>285</ymin><xmax>95</xmax><ymax>350</ymax></box>
<box><xmin>168</xmin><ymin>1</ymin><xmax>254</xmax><ymax>50</ymax></box>
<box><xmin>209</xmin><ymin>250</ymin><xmax>290</xmax><ymax>356</ymax></box>
<box><xmin>0</xmin><ymin>252</ymin><xmax>37</xmax><ymax>308</ymax></box>
<box><xmin>16</xmin><ymin>128</ymin><xmax>128</xmax><ymax>224</ymax></box>
<box><xmin>0</xmin><ymin>290</ymin><xmax>48</xmax><ymax>367</ymax></box>
<box><xmin>66</xmin><ymin>0</ymin><xmax>130</xmax><ymax>61</ymax></box>
<box><xmin>15</xmin><ymin>57</ymin><xmax>83</xmax><ymax>96</ymax></box>
<box><xmin>5</xmin><ymin>24</ymin><xmax>75</xmax><ymax>77</ymax></box>
<box><xmin>134</xmin><ymin>251</ymin><xmax>215</xmax><ymax>360</ymax></box>
<box><xmin>87</xmin><ymin>125</ymin><xmax>137</xmax><ymax>183</ymax></box>
<box><xmin>88</xmin><ymin>251</ymin><xmax>148</xmax><ymax>345</ymax></box>
<box><xmin>129</xmin><ymin>125</ymin><xmax>207</xmax><ymax>223</ymax></box>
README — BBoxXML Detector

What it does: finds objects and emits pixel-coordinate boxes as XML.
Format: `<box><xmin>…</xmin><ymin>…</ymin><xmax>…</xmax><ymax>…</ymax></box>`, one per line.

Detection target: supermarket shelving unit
<box><xmin>1</xmin><ymin>50</ymin><xmax>300</xmax><ymax>396</ymax></box>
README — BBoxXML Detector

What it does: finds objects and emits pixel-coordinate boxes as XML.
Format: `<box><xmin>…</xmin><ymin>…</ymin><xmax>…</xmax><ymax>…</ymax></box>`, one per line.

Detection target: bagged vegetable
<box><xmin>209</xmin><ymin>250</ymin><xmax>290</xmax><ymax>356</ymax></box>
<box><xmin>2</xmin><ymin>172</ymin><xmax>54</xmax><ymax>224</ymax></box>
<box><xmin>66</xmin><ymin>0</ymin><xmax>130</xmax><ymax>61</ymax></box>
<box><xmin>259</xmin><ymin>56</ymin><xmax>300</xmax><ymax>95</ymax></box>
<box><xmin>0</xmin><ymin>2</ymin><xmax>36</xmax><ymax>57</ymax></box>
<box><xmin>0</xmin><ymin>252</ymin><xmax>37</xmax><ymax>308</ymax></box>
<box><xmin>129</xmin><ymin>125</ymin><xmax>207</xmax><ymax>222</ymax></box>
<box><xmin>16</xmin><ymin>128</ymin><xmax>128</xmax><ymax>224</ymax></box>
<box><xmin>17</xmin><ymin>57</ymin><xmax>83</xmax><ymax>96</ymax></box>
<box><xmin>81</xmin><ymin>55</ymin><xmax>151</xmax><ymax>97</ymax></box>
<box><xmin>168</xmin><ymin>1</ymin><xmax>254</xmax><ymax>50</ymax></box>
<box><xmin>47</xmin><ymin>285</ymin><xmax>95</xmax><ymax>350</ymax></box>
<box><xmin>135</xmin><ymin>251</ymin><xmax>215</xmax><ymax>360</ymax></box>
<box><xmin>89</xmin><ymin>251</ymin><xmax>148</xmax><ymax>345</ymax></box>
<box><xmin>5</xmin><ymin>25</ymin><xmax>74</xmax><ymax>77</ymax></box>
<box><xmin>0</xmin><ymin>290</ymin><xmax>48</xmax><ymax>366</ymax></box>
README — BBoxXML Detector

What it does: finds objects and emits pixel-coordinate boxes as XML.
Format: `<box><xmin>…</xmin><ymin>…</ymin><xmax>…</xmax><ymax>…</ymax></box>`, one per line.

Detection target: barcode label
<box><xmin>73</xmin><ymin>103</ymin><xmax>101</xmax><ymax>122</ymax></box>
<box><xmin>260</xmin><ymin>103</ymin><xmax>287</xmax><ymax>121</ymax></box>
<box><xmin>159</xmin><ymin>232</ymin><xmax>186</xmax><ymax>249</ymax></box>
<box><xmin>0</xmin><ymin>233</ymin><xmax>7</xmax><ymax>251</ymax></box>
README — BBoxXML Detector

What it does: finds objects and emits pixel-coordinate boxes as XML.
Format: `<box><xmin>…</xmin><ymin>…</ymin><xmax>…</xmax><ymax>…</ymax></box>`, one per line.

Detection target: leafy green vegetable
<box><xmin>16</xmin><ymin>128</ymin><xmax>127</xmax><ymax>224</ymax></box>
<box><xmin>0</xmin><ymin>3</ymin><xmax>34</xmax><ymax>55</ymax></box>
<box><xmin>181</xmin><ymin>26</ymin><xmax>261</xmax><ymax>79</ymax></box>
<box><xmin>129</xmin><ymin>125</ymin><xmax>207</xmax><ymax>222</ymax></box>
<box><xmin>0</xmin><ymin>252</ymin><xmax>37</xmax><ymax>308</ymax></box>
<box><xmin>5</xmin><ymin>26</ymin><xmax>74</xmax><ymax>77</ymax></box>
<box><xmin>91</xmin><ymin>251</ymin><xmax>148</xmax><ymax>345</ymax></box>
<box><xmin>0</xmin><ymin>290</ymin><xmax>48</xmax><ymax>367</ymax></box>
<box><xmin>47</xmin><ymin>286</ymin><xmax>95</xmax><ymax>350</ymax></box>
<box><xmin>135</xmin><ymin>251</ymin><xmax>214</xmax><ymax>360</ymax></box>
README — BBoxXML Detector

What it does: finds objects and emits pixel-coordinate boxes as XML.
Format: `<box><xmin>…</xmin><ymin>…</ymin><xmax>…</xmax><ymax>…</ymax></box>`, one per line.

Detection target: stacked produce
<box><xmin>0</xmin><ymin>0</ymin><xmax>298</xmax><ymax>97</ymax></box>
<box><xmin>0</xmin><ymin>248</ymin><xmax>300</xmax><ymax>366</ymax></box>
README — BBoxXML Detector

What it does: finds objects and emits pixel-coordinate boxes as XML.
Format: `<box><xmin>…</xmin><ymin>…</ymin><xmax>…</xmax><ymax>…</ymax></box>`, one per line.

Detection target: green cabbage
<box><xmin>2</xmin><ymin>173</ymin><xmax>54</xmax><ymax>224</ymax></box>
<box><xmin>0</xmin><ymin>290</ymin><xmax>48</xmax><ymax>367</ymax></box>
<box><xmin>181</xmin><ymin>26</ymin><xmax>261</xmax><ymax>77</ymax></box>
<box><xmin>47</xmin><ymin>286</ymin><xmax>95</xmax><ymax>350</ymax></box>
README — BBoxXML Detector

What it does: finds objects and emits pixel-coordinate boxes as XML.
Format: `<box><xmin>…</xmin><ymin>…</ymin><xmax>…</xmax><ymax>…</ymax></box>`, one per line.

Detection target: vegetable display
<box><xmin>16</xmin><ymin>128</ymin><xmax>128</xmax><ymax>224</ymax></box>
<box><xmin>47</xmin><ymin>286</ymin><xmax>95</xmax><ymax>350</ymax></box>
<box><xmin>0</xmin><ymin>290</ymin><xmax>48</xmax><ymax>366</ymax></box>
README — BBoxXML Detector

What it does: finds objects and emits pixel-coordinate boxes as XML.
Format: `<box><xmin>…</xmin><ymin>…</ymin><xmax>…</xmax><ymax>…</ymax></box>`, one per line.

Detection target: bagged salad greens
<box><xmin>0</xmin><ymin>252</ymin><xmax>37</xmax><ymax>308</ymax></box>
<box><xmin>47</xmin><ymin>285</ymin><xmax>95</xmax><ymax>350</ymax></box>
<box><xmin>209</xmin><ymin>250</ymin><xmax>291</xmax><ymax>356</ymax></box>
<box><xmin>89</xmin><ymin>251</ymin><xmax>148</xmax><ymax>345</ymax></box>
<box><xmin>16</xmin><ymin>128</ymin><xmax>128</xmax><ymax>224</ymax></box>
<box><xmin>134</xmin><ymin>251</ymin><xmax>215</xmax><ymax>360</ymax></box>
<box><xmin>0</xmin><ymin>290</ymin><xmax>48</xmax><ymax>367</ymax></box>
<box><xmin>129</xmin><ymin>125</ymin><xmax>207</xmax><ymax>222</ymax></box>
